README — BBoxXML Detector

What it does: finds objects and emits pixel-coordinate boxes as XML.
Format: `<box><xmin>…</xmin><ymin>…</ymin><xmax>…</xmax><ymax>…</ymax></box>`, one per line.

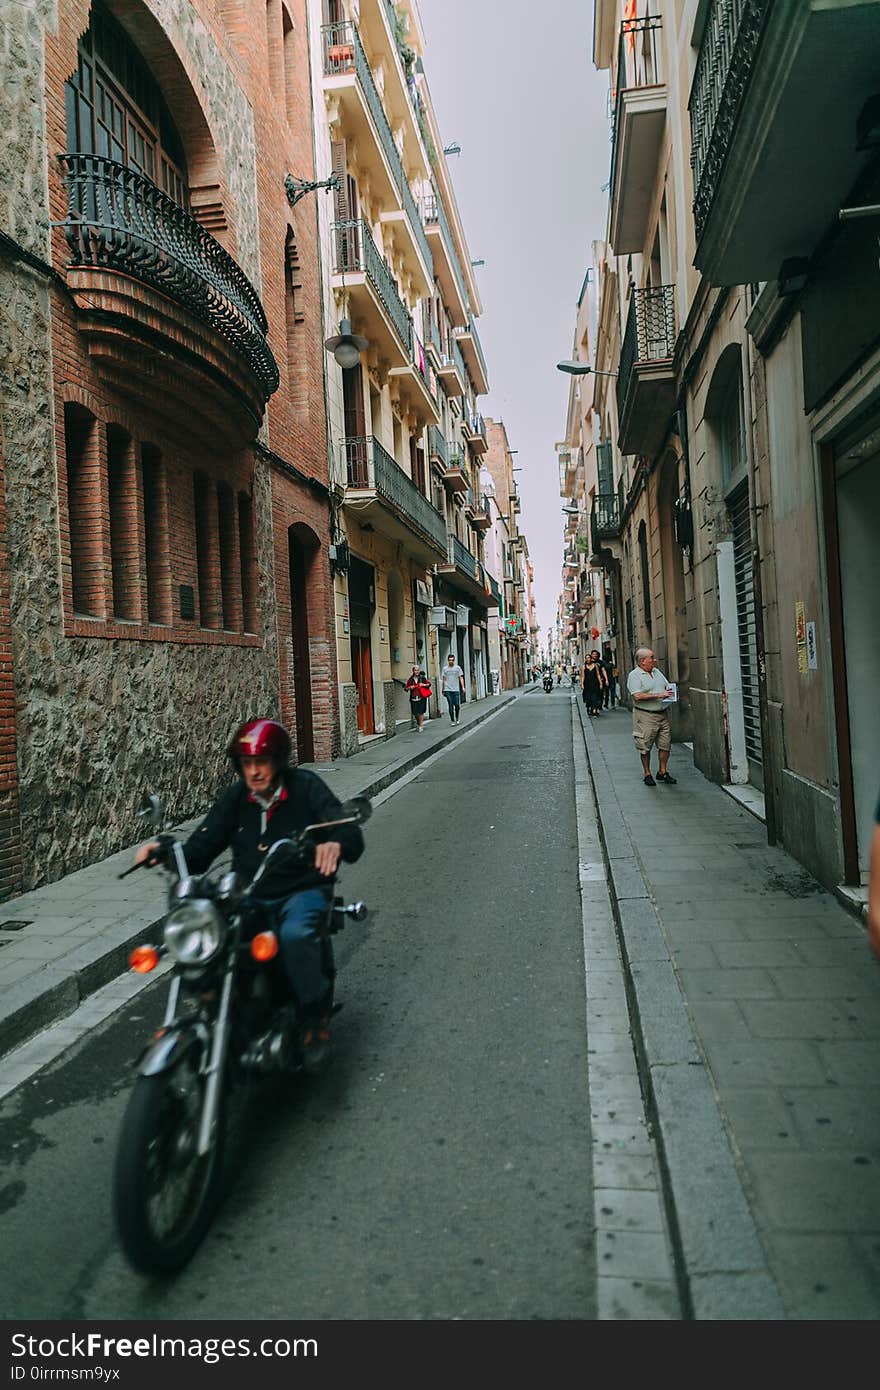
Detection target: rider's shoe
<box><xmin>300</xmin><ymin>1017</ymin><xmax>331</xmax><ymax>1073</ymax></box>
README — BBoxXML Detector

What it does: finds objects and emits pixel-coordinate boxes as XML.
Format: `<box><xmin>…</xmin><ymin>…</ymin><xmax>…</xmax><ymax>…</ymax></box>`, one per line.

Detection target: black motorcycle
<box><xmin>112</xmin><ymin>792</ymin><xmax>371</xmax><ymax>1275</ymax></box>
<box><xmin>542</xmin><ymin>673</ymin><xmax>554</xmax><ymax>693</ymax></box>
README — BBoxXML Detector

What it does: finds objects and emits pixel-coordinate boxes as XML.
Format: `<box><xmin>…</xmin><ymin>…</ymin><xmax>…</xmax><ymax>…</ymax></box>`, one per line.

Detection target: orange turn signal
<box><xmin>250</xmin><ymin>931</ymin><xmax>279</xmax><ymax>962</ymax></box>
<box><xmin>130</xmin><ymin>945</ymin><xmax>160</xmax><ymax>974</ymax></box>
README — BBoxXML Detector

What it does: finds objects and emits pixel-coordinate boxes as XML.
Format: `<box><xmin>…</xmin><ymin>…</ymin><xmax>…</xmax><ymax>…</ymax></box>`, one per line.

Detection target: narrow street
<box><xmin>0</xmin><ymin>691</ymin><xmax>599</xmax><ymax>1320</ymax></box>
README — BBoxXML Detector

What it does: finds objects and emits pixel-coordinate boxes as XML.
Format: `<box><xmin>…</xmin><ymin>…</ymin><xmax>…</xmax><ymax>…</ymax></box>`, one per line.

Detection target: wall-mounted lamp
<box><xmin>324</xmin><ymin>318</ymin><xmax>369</xmax><ymax>368</ymax></box>
<box><xmin>443</xmin><ymin>142</ymin><xmax>461</xmax><ymax>156</ymax></box>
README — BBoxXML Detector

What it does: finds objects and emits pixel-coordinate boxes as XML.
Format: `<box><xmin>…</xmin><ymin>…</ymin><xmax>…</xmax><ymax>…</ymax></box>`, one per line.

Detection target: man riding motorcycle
<box><xmin>136</xmin><ymin>718</ymin><xmax>364</xmax><ymax>1059</ymax></box>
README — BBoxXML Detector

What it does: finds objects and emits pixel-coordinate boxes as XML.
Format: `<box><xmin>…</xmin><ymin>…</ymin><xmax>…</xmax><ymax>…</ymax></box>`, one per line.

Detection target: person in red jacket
<box><xmin>136</xmin><ymin>719</ymin><xmax>364</xmax><ymax>1054</ymax></box>
<box><xmin>405</xmin><ymin>664</ymin><xmax>431</xmax><ymax>732</ymax></box>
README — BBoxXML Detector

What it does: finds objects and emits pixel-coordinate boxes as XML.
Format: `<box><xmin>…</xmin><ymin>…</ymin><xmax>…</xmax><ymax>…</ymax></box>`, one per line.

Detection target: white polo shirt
<box><xmin>626</xmin><ymin>665</ymin><xmax>669</xmax><ymax>713</ymax></box>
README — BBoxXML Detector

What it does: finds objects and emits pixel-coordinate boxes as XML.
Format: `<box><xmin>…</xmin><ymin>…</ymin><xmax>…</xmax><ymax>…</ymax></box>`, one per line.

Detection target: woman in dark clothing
<box><xmin>582</xmin><ymin>652</ymin><xmax>603</xmax><ymax>714</ymax></box>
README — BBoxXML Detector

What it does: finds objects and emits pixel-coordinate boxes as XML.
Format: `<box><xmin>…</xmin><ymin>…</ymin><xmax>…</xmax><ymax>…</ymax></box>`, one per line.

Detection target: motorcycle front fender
<box><xmin>137</xmin><ymin>1022</ymin><xmax>207</xmax><ymax>1078</ymax></box>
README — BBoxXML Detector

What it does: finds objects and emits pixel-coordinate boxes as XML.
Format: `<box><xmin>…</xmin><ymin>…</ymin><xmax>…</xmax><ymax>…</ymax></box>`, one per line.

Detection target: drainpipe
<box><xmin>742</xmin><ymin>312</ymin><xmax>778</xmax><ymax>846</ymax></box>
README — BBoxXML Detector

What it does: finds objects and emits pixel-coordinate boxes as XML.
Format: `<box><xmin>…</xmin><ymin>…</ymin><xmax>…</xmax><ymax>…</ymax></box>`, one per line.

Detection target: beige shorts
<box><xmin>633</xmin><ymin>708</ymin><xmax>671</xmax><ymax>754</ymax></box>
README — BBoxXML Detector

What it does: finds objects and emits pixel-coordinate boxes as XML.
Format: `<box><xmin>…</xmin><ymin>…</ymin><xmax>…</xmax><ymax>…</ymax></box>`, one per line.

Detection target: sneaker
<box><xmin>656</xmin><ymin>772</ymin><xmax>677</xmax><ymax>784</ymax></box>
<box><xmin>644</xmin><ymin>774</ymin><xmax>657</xmax><ymax>787</ymax></box>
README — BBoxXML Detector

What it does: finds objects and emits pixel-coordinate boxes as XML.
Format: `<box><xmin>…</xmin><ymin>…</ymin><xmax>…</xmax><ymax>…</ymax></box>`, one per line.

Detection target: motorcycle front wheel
<box><xmin>113</xmin><ymin>1053</ymin><xmax>225</xmax><ymax>1275</ymax></box>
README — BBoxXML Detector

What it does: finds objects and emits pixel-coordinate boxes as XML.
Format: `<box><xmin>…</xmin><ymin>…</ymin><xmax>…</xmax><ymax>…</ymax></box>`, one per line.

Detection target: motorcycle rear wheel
<box><xmin>113</xmin><ymin>1054</ymin><xmax>225</xmax><ymax>1275</ymax></box>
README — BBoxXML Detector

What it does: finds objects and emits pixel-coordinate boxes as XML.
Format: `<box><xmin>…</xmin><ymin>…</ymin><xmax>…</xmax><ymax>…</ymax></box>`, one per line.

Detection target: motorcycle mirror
<box><xmin>137</xmin><ymin>793</ymin><xmax>163</xmax><ymax>829</ymax></box>
<box><xmin>342</xmin><ymin>796</ymin><xmax>373</xmax><ymax>825</ymax></box>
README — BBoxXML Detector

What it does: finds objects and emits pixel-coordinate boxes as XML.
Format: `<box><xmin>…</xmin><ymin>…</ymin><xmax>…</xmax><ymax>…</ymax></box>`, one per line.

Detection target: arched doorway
<box><xmin>658</xmin><ymin>452</ymin><xmax>691</xmax><ymax>739</ymax></box>
<box><xmin>288</xmin><ymin>524</ymin><xmax>320</xmax><ymax>764</ymax></box>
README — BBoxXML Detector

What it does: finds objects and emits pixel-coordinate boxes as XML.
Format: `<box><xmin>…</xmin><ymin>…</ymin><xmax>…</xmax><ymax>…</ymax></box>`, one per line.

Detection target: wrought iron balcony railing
<box><xmin>450</xmin><ymin>532</ymin><xmax>478</xmax><ymax>580</ymax></box>
<box><xmin>438</xmin><ymin>335</ymin><xmax>466</xmax><ymax>381</ymax></box>
<box><xmin>616</xmin><ymin>285</ymin><xmax>676</xmax><ymax>419</ymax></box>
<box><xmin>422</xmin><ymin>189</ymin><xmax>470</xmax><ymax>311</ymax></box>
<box><xmin>590</xmin><ymin>493</ymin><xmax>622</xmax><ymax>553</ymax></box>
<box><xmin>610</xmin><ymin>15</ymin><xmax>664</xmax><ymax>195</ymax></box>
<box><xmin>446</xmin><ymin>447</ymin><xmax>467</xmax><ymax>474</ymax></box>
<box><xmin>454</xmin><ymin>315</ymin><xmax>490</xmax><ymax>388</ymax></box>
<box><xmin>322</xmin><ymin>21</ymin><xmax>432</xmax><ymax>278</ymax></box>
<box><xmin>331</xmin><ymin>218</ymin><xmax>412</xmax><ymax>349</ymax></box>
<box><xmin>59</xmin><ymin>153</ymin><xmax>279</xmax><ymax>396</ymax></box>
<box><xmin>464</xmin><ymin>410</ymin><xmax>487</xmax><ymax>443</ymax></box>
<box><xmin>486</xmin><ymin>570</ymin><xmax>501</xmax><ymax>604</ymax></box>
<box><xmin>345</xmin><ymin>435</ymin><xmax>447</xmax><ymax>551</ymax></box>
<box><xmin>689</xmin><ymin>0</ymin><xmax>771</xmax><ymax>242</ymax></box>
<box><xmin>428</xmin><ymin>424</ymin><xmax>448</xmax><ymax>466</ymax></box>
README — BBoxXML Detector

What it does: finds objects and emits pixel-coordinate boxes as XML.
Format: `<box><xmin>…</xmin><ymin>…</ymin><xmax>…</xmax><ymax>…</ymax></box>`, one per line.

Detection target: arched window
<box><xmin>65</xmin><ymin>1</ymin><xmax>188</xmax><ymax>205</ymax></box>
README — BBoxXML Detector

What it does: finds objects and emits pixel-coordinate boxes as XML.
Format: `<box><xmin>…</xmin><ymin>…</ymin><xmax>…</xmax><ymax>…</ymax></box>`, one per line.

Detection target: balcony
<box><xmin>355</xmin><ymin>0</ymin><xmax>433</xmax><ymax>186</ymax></box>
<box><xmin>469</xmin><ymin>492</ymin><xmax>492</xmax><ymax>532</ymax></box>
<box><xmin>435</xmin><ymin>337</ymin><xmax>467</xmax><ymax>397</ymax></box>
<box><xmin>437</xmin><ymin>532</ymin><xmax>494</xmax><ymax>606</ymax></box>
<box><xmin>691</xmin><ymin>0</ymin><xmax>880</xmax><ymax>285</ymax></box>
<box><xmin>388</xmin><ymin>328</ymin><xmax>440</xmax><ymax>425</ymax></box>
<box><xmin>322</xmin><ymin>21</ymin><xmax>432</xmax><ymax>296</ymax></box>
<box><xmin>422</xmin><ymin>190</ymin><xmax>469</xmax><ymax>327</ymax></box>
<box><xmin>608</xmin><ymin>15</ymin><xmax>666</xmax><ymax>256</ymax></box>
<box><xmin>443</xmin><ymin>447</ymin><xmax>468</xmax><ymax>492</ymax></box>
<box><xmin>590</xmin><ymin>493</ymin><xmax>622</xmax><ymax>560</ymax></box>
<box><xmin>453</xmin><ymin>316</ymin><xmax>490</xmax><ymax>396</ymax></box>
<box><xmin>58</xmin><ymin>154</ymin><xmax>278</xmax><ymax>443</ymax></box>
<box><xmin>616</xmin><ymin>285</ymin><xmax>677</xmax><ymax>458</ymax></box>
<box><xmin>331</xmin><ymin>219</ymin><xmax>411</xmax><ymax>368</ymax></box>
<box><xmin>427</xmin><ymin>425</ymin><xmax>448</xmax><ymax>473</ymax></box>
<box><xmin>343</xmin><ymin>435</ymin><xmax>447</xmax><ymax>564</ymax></box>
<box><xmin>462</xmin><ymin>410</ymin><xmax>488</xmax><ymax>455</ymax></box>
<box><xmin>486</xmin><ymin>570</ymin><xmax>501</xmax><ymax>607</ymax></box>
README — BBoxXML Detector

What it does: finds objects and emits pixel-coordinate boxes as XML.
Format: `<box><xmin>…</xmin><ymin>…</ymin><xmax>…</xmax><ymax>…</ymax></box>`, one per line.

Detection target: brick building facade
<box><xmin>0</xmin><ymin>0</ymin><xmax>336</xmax><ymax>896</ymax></box>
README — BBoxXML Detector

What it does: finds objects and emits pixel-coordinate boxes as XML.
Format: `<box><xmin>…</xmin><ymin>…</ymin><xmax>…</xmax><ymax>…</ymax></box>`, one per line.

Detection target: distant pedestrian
<box><xmin>581</xmin><ymin>651</ymin><xmax>605</xmax><ymax>715</ymax></box>
<box><xmin>868</xmin><ymin>789</ymin><xmax>880</xmax><ymax>960</ymax></box>
<box><xmin>627</xmin><ymin>647</ymin><xmax>677</xmax><ymax>787</ymax></box>
<box><xmin>441</xmin><ymin>652</ymin><xmax>465</xmax><ymax>724</ymax></box>
<box><xmin>405</xmin><ymin>665</ymin><xmax>431</xmax><ymax>733</ymax></box>
<box><xmin>601</xmin><ymin>651</ymin><xmax>616</xmax><ymax>708</ymax></box>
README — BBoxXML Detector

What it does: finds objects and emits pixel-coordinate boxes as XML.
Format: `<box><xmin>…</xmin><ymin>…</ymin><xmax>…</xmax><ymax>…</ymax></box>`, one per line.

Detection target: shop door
<box><xmin>350</xmin><ymin>635</ymin><xmax>374</xmax><ymax>734</ymax></box>
<box><xmin>729</xmin><ymin>484</ymin><xmax>763</xmax><ymax>784</ymax></box>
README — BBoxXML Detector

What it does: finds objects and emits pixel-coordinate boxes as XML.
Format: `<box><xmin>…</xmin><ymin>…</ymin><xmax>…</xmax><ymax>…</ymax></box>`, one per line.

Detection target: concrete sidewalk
<box><xmin>576</xmin><ymin>697</ymin><xmax>880</xmax><ymax>1319</ymax></box>
<box><xmin>0</xmin><ymin>687</ymin><xmax>525</xmax><ymax>1061</ymax></box>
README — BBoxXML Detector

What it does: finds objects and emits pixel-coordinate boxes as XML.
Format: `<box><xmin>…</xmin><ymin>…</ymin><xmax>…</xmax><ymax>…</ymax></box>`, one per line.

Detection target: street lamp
<box><xmin>323</xmin><ymin>318</ymin><xmax>369</xmax><ymax>369</ymax></box>
<box><xmin>556</xmin><ymin>360</ymin><xmax>618</xmax><ymax>377</ymax></box>
<box><xmin>562</xmin><ymin>501</ymin><xmax>580</xmax><ymax>515</ymax></box>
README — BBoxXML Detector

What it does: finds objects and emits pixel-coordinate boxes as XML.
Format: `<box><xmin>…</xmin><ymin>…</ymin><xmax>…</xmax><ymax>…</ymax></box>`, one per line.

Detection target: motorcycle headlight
<box><xmin>163</xmin><ymin>899</ymin><xmax>225</xmax><ymax>965</ymax></box>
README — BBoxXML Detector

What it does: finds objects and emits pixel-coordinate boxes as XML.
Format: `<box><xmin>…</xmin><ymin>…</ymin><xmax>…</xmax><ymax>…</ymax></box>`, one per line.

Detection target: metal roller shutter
<box><xmin>730</xmin><ymin>485</ymin><xmax>762</xmax><ymax>767</ymax></box>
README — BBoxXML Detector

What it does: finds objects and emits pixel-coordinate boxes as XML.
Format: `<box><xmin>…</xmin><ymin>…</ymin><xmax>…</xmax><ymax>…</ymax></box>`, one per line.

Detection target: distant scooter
<box><xmin>542</xmin><ymin>672</ymin><xmax>554</xmax><ymax>693</ymax></box>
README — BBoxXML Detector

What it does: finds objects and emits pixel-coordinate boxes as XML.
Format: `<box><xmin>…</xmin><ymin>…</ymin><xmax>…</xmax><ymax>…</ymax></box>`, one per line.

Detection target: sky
<box><xmin>418</xmin><ymin>0</ymin><xmax>610</xmax><ymax>640</ymax></box>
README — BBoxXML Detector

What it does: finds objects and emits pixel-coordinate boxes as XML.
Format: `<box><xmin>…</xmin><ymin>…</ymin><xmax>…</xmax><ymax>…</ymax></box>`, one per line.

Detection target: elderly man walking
<box><xmin>626</xmin><ymin>647</ymin><xmax>677</xmax><ymax>787</ymax></box>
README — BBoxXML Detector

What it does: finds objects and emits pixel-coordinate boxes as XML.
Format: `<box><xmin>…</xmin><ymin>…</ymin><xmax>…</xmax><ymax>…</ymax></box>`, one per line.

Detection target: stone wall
<box><xmin>340</xmin><ymin>682</ymin><xmax>358</xmax><ymax>757</ymax></box>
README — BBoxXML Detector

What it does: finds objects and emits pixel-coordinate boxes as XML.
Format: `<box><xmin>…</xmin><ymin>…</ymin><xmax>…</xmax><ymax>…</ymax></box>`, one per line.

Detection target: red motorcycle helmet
<box><xmin>227</xmin><ymin>719</ymin><xmax>292</xmax><ymax>772</ymax></box>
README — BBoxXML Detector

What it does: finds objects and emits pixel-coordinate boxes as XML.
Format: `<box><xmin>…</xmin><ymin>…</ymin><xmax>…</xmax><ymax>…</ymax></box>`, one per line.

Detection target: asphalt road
<box><xmin>0</xmin><ymin>689</ymin><xmax>595</xmax><ymax>1319</ymax></box>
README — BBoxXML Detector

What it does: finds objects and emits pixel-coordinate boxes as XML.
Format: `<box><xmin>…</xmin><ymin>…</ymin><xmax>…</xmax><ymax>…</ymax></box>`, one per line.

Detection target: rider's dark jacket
<box><xmin>182</xmin><ymin>768</ymin><xmax>364</xmax><ymax>897</ymax></box>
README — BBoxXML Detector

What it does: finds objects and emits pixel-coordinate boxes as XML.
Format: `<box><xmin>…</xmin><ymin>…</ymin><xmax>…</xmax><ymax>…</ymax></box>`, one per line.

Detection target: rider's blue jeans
<box><xmin>255</xmin><ymin>887</ymin><xmax>332</xmax><ymax>1016</ymax></box>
